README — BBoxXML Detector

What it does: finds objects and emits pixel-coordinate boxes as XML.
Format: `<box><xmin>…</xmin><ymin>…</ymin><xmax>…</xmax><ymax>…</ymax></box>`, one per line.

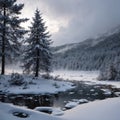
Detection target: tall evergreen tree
<box><xmin>22</xmin><ymin>9</ymin><xmax>52</xmax><ymax>77</ymax></box>
<box><xmin>0</xmin><ymin>0</ymin><xmax>28</xmax><ymax>75</ymax></box>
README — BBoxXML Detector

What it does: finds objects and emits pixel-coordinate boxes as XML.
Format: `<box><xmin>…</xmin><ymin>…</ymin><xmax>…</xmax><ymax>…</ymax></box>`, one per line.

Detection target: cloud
<box><xmin>18</xmin><ymin>0</ymin><xmax>120</xmax><ymax>46</ymax></box>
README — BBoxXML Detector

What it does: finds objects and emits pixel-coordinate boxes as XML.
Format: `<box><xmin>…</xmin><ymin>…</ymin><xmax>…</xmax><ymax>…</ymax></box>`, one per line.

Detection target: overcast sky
<box><xmin>18</xmin><ymin>0</ymin><xmax>120</xmax><ymax>46</ymax></box>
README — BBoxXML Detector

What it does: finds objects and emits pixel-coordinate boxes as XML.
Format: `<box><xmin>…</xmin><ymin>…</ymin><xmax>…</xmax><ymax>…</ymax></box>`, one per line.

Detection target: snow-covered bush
<box><xmin>9</xmin><ymin>73</ymin><xmax>25</xmax><ymax>86</ymax></box>
<box><xmin>98</xmin><ymin>63</ymin><xmax>120</xmax><ymax>81</ymax></box>
<box><xmin>115</xmin><ymin>71</ymin><xmax>120</xmax><ymax>81</ymax></box>
<box><xmin>53</xmin><ymin>82</ymin><xmax>60</xmax><ymax>88</ymax></box>
<box><xmin>98</xmin><ymin>71</ymin><xmax>107</xmax><ymax>80</ymax></box>
<box><xmin>0</xmin><ymin>75</ymin><xmax>4</xmax><ymax>80</ymax></box>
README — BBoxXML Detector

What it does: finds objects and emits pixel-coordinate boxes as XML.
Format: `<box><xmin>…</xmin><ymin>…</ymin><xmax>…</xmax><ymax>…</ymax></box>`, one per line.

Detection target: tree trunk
<box><xmin>35</xmin><ymin>48</ymin><xmax>40</xmax><ymax>77</ymax></box>
<box><xmin>1</xmin><ymin>5</ymin><xmax>6</xmax><ymax>75</ymax></box>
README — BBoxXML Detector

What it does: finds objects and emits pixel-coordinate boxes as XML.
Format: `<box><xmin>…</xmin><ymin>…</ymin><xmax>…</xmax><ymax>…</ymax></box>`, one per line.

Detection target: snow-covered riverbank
<box><xmin>0</xmin><ymin>102</ymin><xmax>62</xmax><ymax>120</ymax></box>
<box><xmin>0</xmin><ymin>75</ymin><xmax>74</xmax><ymax>94</ymax></box>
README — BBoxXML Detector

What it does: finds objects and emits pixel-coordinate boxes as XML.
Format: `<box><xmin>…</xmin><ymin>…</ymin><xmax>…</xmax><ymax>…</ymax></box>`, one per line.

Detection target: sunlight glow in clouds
<box><xmin>18</xmin><ymin>0</ymin><xmax>120</xmax><ymax>46</ymax></box>
<box><xmin>18</xmin><ymin>0</ymin><xmax>69</xmax><ymax>34</ymax></box>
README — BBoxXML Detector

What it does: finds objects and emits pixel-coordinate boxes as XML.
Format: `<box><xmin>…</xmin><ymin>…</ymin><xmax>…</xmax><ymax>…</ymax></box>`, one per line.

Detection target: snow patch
<box><xmin>65</xmin><ymin>101</ymin><xmax>79</xmax><ymax>109</ymax></box>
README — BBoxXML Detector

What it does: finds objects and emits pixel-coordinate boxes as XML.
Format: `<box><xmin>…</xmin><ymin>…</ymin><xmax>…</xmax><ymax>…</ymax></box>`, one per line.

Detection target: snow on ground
<box><xmin>64</xmin><ymin>99</ymin><xmax>89</xmax><ymax>109</ymax></box>
<box><xmin>78</xmin><ymin>99</ymin><xmax>89</xmax><ymax>103</ymax></box>
<box><xmin>5</xmin><ymin>67</ymin><xmax>120</xmax><ymax>88</ymax></box>
<box><xmin>65</xmin><ymin>101</ymin><xmax>79</xmax><ymax>109</ymax></box>
<box><xmin>1</xmin><ymin>69</ymin><xmax>120</xmax><ymax>120</ymax></box>
<box><xmin>101</xmin><ymin>89</ymin><xmax>112</xmax><ymax>95</ymax></box>
<box><xmin>51</xmin><ymin>70</ymin><xmax>120</xmax><ymax>88</ymax></box>
<box><xmin>1</xmin><ymin>97</ymin><xmax>120</xmax><ymax>120</ymax></box>
<box><xmin>34</xmin><ymin>107</ymin><xmax>64</xmax><ymax>116</ymax></box>
<box><xmin>0</xmin><ymin>75</ymin><xmax>74</xmax><ymax>94</ymax></box>
<box><xmin>62</xmin><ymin>97</ymin><xmax>120</xmax><ymax>120</ymax></box>
<box><xmin>0</xmin><ymin>102</ymin><xmax>63</xmax><ymax>120</ymax></box>
<box><xmin>51</xmin><ymin>70</ymin><xmax>99</xmax><ymax>81</ymax></box>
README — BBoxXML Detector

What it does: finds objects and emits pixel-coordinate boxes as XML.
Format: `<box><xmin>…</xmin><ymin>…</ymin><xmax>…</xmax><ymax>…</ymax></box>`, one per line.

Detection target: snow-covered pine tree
<box><xmin>0</xmin><ymin>0</ymin><xmax>28</xmax><ymax>75</ymax></box>
<box><xmin>22</xmin><ymin>9</ymin><xmax>52</xmax><ymax>77</ymax></box>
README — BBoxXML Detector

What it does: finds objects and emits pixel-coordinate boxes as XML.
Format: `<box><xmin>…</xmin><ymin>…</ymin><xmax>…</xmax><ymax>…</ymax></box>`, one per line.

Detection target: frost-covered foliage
<box><xmin>0</xmin><ymin>0</ymin><xmax>28</xmax><ymax>74</ymax></box>
<box><xmin>22</xmin><ymin>9</ymin><xmax>52</xmax><ymax>77</ymax></box>
<box><xmin>98</xmin><ymin>62</ymin><xmax>120</xmax><ymax>81</ymax></box>
<box><xmin>52</xmin><ymin>31</ymin><xmax>120</xmax><ymax>71</ymax></box>
<box><xmin>9</xmin><ymin>73</ymin><xmax>25</xmax><ymax>86</ymax></box>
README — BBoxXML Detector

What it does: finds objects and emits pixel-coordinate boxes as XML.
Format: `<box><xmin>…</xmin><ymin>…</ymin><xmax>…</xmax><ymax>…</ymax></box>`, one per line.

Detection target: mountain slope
<box><xmin>52</xmin><ymin>27</ymin><xmax>120</xmax><ymax>70</ymax></box>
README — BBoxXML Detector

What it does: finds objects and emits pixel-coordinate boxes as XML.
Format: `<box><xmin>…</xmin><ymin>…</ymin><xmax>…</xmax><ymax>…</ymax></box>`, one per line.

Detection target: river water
<box><xmin>0</xmin><ymin>81</ymin><xmax>119</xmax><ymax>111</ymax></box>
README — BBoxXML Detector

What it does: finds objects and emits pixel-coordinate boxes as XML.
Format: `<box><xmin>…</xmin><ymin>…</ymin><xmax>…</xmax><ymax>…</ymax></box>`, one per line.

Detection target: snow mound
<box><xmin>62</xmin><ymin>97</ymin><xmax>120</xmax><ymax>120</ymax></box>
<box><xmin>115</xmin><ymin>92</ymin><xmax>120</xmax><ymax>97</ymax></box>
<box><xmin>65</xmin><ymin>101</ymin><xmax>79</xmax><ymax>109</ymax></box>
<box><xmin>64</xmin><ymin>99</ymin><xmax>89</xmax><ymax>109</ymax></box>
<box><xmin>78</xmin><ymin>99</ymin><xmax>89</xmax><ymax>104</ymax></box>
<box><xmin>101</xmin><ymin>89</ymin><xmax>112</xmax><ymax>95</ymax></box>
<box><xmin>34</xmin><ymin>107</ymin><xmax>64</xmax><ymax>116</ymax></box>
<box><xmin>0</xmin><ymin>102</ymin><xmax>63</xmax><ymax>120</ymax></box>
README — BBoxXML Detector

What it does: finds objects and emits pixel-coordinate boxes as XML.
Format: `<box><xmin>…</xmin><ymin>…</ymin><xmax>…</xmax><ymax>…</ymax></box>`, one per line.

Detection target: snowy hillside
<box><xmin>52</xmin><ymin>26</ymin><xmax>120</xmax><ymax>71</ymax></box>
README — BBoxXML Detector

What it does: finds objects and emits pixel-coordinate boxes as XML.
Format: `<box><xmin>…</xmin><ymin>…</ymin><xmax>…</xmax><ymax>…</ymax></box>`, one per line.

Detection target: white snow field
<box><xmin>51</xmin><ymin>70</ymin><xmax>120</xmax><ymax>88</ymax></box>
<box><xmin>62</xmin><ymin>97</ymin><xmax>120</xmax><ymax>120</ymax></box>
<box><xmin>0</xmin><ymin>75</ymin><xmax>74</xmax><ymax>94</ymax></box>
<box><xmin>51</xmin><ymin>70</ymin><xmax>99</xmax><ymax>81</ymax></box>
